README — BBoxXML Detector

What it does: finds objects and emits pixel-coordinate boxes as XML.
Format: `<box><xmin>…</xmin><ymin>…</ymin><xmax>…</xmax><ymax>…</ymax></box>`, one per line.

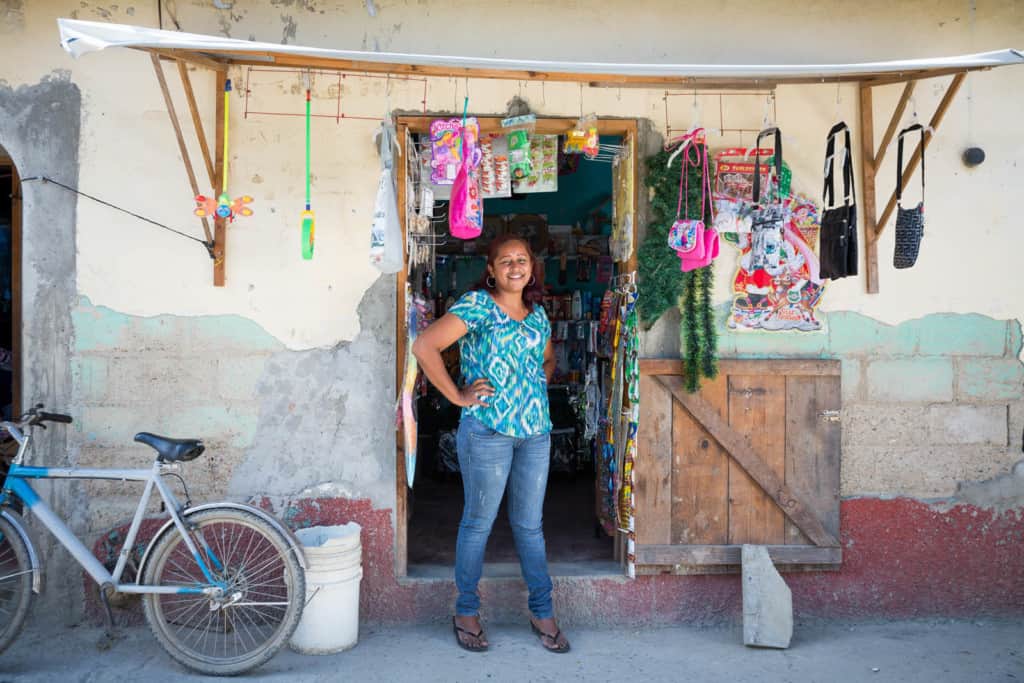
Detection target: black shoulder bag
<box><xmin>894</xmin><ymin>123</ymin><xmax>925</xmax><ymax>269</ymax></box>
<box><xmin>819</xmin><ymin>122</ymin><xmax>858</xmax><ymax>279</ymax></box>
<box><xmin>750</xmin><ymin>127</ymin><xmax>785</xmax><ymax>272</ymax></box>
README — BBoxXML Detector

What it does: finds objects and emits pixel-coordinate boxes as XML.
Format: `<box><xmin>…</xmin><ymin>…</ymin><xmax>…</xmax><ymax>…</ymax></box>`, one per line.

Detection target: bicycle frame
<box><xmin>0</xmin><ymin>422</ymin><xmax>225</xmax><ymax>597</ymax></box>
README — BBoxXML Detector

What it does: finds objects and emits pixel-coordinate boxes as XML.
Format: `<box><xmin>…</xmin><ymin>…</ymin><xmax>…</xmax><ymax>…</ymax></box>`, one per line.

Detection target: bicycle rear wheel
<box><xmin>0</xmin><ymin>515</ymin><xmax>34</xmax><ymax>656</ymax></box>
<box><xmin>142</xmin><ymin>508</ymin><xmax>304</xmax><ymax>676</ymax></box>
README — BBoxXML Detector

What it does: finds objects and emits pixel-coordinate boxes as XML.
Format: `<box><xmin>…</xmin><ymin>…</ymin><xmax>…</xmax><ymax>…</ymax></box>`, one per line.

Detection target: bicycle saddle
<box><xmin>134</xmin><ymin>432</ymin><xmax>205</xmax><ymax>462</ymax></box>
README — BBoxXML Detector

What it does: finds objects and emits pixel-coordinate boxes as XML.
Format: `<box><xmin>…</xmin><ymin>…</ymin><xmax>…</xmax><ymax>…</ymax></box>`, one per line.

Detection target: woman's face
<box><xmin>488</xmin><ymin>240</ymin><xmax>532</xmax><ymax>294</ymax></box>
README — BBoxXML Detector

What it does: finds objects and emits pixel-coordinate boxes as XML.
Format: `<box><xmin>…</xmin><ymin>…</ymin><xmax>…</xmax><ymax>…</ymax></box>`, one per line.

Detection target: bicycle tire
<box><xmin>141</xmin><ymin>507</ymin><xmax>305</xmax><ymax>676</ymax></box>
<box><xmin>0</xmin><ymin>514</ymin><xmax>34</xmax><ymax>656</ymax></box>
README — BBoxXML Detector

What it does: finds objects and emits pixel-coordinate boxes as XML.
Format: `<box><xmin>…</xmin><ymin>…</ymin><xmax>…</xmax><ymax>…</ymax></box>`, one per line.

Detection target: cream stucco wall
<box><xmin>2</xmin><ymin>0</ymin><xmax>1023</xmax><ymax>349</ymax></box>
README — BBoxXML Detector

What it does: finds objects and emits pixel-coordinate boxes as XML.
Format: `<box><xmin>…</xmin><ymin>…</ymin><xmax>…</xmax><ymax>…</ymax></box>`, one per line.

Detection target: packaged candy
<box><xmin>564</xmin><ymin>114</ymin><xmax>599</xmax><ymax>158</ymax></box>
<box><xmin>507</xmin><ymin>129</ymin><xmax>532</xmax><ymax>181</ymax></box>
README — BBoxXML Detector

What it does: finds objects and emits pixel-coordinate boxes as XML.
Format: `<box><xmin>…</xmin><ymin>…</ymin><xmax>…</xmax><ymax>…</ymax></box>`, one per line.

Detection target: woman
<box><xmin>412</xmin><ymin>234</ymin><xmax>571</xmax><ymax>654</ymax></box>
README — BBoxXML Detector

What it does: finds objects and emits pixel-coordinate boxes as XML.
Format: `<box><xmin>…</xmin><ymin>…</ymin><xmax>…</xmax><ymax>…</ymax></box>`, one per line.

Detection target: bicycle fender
<box><xmin>136</xmin><ymin>502</ymin><xmax>307</xmax><ymax>584</ymax></box>
<box><xmin>1</xmin><ymin>509</ymin><xmax>44</xmax><ymax>594</ymax></box>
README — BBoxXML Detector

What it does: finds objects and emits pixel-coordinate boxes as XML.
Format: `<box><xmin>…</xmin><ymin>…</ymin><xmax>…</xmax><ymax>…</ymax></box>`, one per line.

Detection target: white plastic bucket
<box><xmin>289</xmin><ymin>522</ymin><xmax>363</xmax><ymax>655</ymax></box>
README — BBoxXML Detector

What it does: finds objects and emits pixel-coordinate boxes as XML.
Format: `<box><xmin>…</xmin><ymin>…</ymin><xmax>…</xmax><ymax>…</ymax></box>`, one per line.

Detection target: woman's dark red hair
<box><xmin>472</xmin><ymin>233</ymin><xmax>545</xmax><ymax>310</ymax></box>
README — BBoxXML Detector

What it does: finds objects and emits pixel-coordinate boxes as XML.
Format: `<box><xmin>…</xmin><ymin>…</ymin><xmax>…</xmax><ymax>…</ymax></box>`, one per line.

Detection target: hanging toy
<box><xmin>300</xmin><ymin>79</ymin><xmax>315</xmax><ymax>260</ymax></box>
<box><xmin>195</xmin><ymin>78</ymin><xmax>253</xmax><ymax>223</ymax></box>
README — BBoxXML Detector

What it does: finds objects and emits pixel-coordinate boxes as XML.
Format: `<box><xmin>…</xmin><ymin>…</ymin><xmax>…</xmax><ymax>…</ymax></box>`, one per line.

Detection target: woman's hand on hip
<box><xmin>456</xmin><ymin>379</ymin><xmax>495</xmax><ymax>408</ymax></box>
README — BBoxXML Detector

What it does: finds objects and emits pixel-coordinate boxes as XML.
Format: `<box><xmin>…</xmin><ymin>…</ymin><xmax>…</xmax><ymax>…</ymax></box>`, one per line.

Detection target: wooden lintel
<box><xmin>875</xmin><ymin>73</ymin><xmax>966</xmax><ymax>239</ymax></box>
<box><xmin>149</xmin><ymin>48</ymin><xmax>228</xmax><ymax>72</ymax></box>
<box><xmin>640</xmin><ymin>358</ymin><xmax>840</xmax><ymax>377</ymax></box>
<box><xmin>395</xmin><ymin>115</ymin><xmax>637</xmax><ymax>137</ymax></box>
<box><xmin>135</xmin><ymin>44</ymin><xmax>992</xmax><ymax>88</ymax></box>
<box><xmin>861</xmin><ymin>65</ymin><xmax>983</xmax><ymax>88</ymax></box>
<box><xmin>177</xmin><ymin>60</ymin><xmax>217</xmax><ymax>191</ymax></box>
<box><xmin>635</xmin><ymin>544</ymin><xmax>841</xmax><ymax>566</ymax></box>
<box><xmin>655</xmin><ymin>375</ymin><xmax>841</xmax><ymax>548</ymax></box>
<box><xmin>588</xmin><ymin>81</ymin><xmax>778</xmax><ymax>91</ymax></box>
<box><xmin>150</xmin><ymin>53</ymin><xmax>214</xmax><ymax>247</ymax></box>
<box><xmin>213</xmin><ymin>70</ymin><xmax>227</xmax><ymax>287</ymax></box>
<box><xmin>860</xmin><ymin>84</ymin><xmax>880</xmax><ymax>294</ymax></box>
<box><xmin>875</xmin><ymin>80</ymin><xmax>916</xmax><ymax>169</ymax></box>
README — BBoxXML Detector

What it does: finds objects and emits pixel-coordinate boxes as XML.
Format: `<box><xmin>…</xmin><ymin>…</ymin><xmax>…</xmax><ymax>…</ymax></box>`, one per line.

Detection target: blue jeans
<box><xmin>454</xmin><ymin>416</ymin><xmax>554</xmax><ymax>619</ymax></box>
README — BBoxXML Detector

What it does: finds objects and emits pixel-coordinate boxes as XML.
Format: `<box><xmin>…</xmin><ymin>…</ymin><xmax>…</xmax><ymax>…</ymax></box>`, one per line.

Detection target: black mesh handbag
<box><xmin>819</xmin><ymin>122</ymin><xmax>858</xmax><ymax>279</ymax></box>
<box><xmin>894</xmin><ymin>123</ymin><xmax>925</xmax><ymax>269</ymax></box>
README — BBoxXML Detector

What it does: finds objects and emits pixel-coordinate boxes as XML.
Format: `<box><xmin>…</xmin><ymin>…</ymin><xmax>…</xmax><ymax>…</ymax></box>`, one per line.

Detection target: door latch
<box><xmin>817</xmin><ymin>409</ymin><xmax>841</xmax><ymax>423</ymax></box>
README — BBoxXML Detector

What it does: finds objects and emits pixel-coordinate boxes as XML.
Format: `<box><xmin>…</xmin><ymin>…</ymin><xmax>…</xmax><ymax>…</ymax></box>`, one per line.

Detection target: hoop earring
<box><xmin>486</xmin><ymin>276</ymin><xmax>495</xmax><ymax>288</ymax></box>
<box><xmin>528</xmin><ymin>275</ymin><xmax>536</xmax><ymax>286</ymax></box>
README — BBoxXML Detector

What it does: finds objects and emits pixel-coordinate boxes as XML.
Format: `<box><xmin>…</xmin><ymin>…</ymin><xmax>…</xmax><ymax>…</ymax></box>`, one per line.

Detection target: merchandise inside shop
<box><xmin>401</xmin><ymin>117</ymin><xmax>638</xmax><ymax>570</ymax></box>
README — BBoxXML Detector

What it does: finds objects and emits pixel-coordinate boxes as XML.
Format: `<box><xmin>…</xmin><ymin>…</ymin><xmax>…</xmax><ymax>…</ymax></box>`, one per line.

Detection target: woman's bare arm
<box><xmin>412</xmin><ymin>313</ymin><xmax>492</xmax><ymax>408</ymax></box>
<box><xmin>543</xmin><ymin>339</ymin><xmax>555</xmax><ymax>383</ymax></box>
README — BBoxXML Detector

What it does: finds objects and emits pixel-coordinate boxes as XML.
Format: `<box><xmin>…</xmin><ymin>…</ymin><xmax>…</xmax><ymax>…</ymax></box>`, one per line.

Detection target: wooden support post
<box><xmin>875</xmin><ymin>80</ymin><xmax>916</xmax><ymax>169</ymax></box>
<box><xmin>859</xmin><ymin>84</ymin><xmax>880</xmax><ymax>294</ymax></box>
<box><xmin>875</xmin><ymin>73</ymin><xmax>966</xmax><ymax>237</ymax></box>
<box><xmin>10</xmin><ymin>163</ymin><xmax>21</xmax><ymax>414</ymax></box>
<box><xmin>394</xmin><ymin>124</ymin><xmax>409</xmax><ymax>579</ymax></box>
<box><xmin>150</xmin><ymin>53</ymin><xmax>214</xmax><ymax>249</ymax></box>
<box><xmin>213</xmin><ymin>70</ymin><xmax>227</xmax><ymax>287</ymax></box>
<box><xmin>177</xmin><ymin>60</ymin><xmax>217</xmax><ymax>191</ymax></box>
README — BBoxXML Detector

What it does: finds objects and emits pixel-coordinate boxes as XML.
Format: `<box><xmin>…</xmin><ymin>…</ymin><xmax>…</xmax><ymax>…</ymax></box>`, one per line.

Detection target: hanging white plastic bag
<box><xmin>370</xmin><ymin>167</ymin><xmax>403</xmax><ymax>273</ymax></box>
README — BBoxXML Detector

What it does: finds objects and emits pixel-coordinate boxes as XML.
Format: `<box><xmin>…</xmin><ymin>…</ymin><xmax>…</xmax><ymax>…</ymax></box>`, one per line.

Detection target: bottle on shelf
<box><xmin>571</xmin><ymin>290</ymin><xmax>582</xmax><ymax>320</ymax></box>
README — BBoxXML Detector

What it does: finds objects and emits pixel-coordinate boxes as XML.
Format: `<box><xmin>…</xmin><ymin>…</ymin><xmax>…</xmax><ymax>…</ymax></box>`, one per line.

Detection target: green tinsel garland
<box><xmin>638</xmin><ymin>146</ymin><xmax>718</xmax><ymax>391</ymax></box>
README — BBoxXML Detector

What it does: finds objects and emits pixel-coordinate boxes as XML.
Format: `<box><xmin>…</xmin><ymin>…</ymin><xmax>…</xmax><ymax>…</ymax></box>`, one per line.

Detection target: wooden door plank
<box><xmin>655</xmin><ymin>375</ymin><xmax>840</xmax><ymax>547</ymax></box>
<box><xmin>785</xmin><ymin>376</ymin><xmax>842</xmax><ymax>544</ymax></box>
<box><xmin>727</xmin><ymin>375</ymin><xmax>787</xmax><ymax>545</ymax></box>
<box><xmin>394</xmin><ymin>124</ymin><xmax>409</xmax><ymax>578</ymax></box>
<box><xmin>671</xmin><ymin>373</ymin><xmax>728</xmax><ymax>544</ymax></box>
<box><xmin>635</xmin><ymin>543</ymin><xmax>841</xmax><ymax>566</ymax></box>
<box><xmin>641</xmin><ymin>358</ymin><xmax>839</xmax><ymax>377</ymax></box>
<box><xmin>635</xmin><ymin>374</ymin><xmax>672</xmax><ymax>545</ymax></box>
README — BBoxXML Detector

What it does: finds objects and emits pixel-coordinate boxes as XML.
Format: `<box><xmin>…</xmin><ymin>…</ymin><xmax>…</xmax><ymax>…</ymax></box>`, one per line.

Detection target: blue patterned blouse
<box><xmin>448</xmin><ymin>290</ymin><xmax>552</xmax><ymax>438</ymax></box>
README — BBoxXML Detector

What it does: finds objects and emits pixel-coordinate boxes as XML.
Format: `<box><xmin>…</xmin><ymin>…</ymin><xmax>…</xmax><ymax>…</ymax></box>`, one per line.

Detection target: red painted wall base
<box><xmin>90</xmin><ymin>496</ymin><xmax>1024</xmax><ymax>625</ymax></box>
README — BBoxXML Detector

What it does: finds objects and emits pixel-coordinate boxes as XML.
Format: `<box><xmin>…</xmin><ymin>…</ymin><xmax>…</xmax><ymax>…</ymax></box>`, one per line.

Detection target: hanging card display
<box><xmin>512</xmin><ymin>134</ymin><xmax>558</xmax><ymax>194</ymax></box>
<box><xmin>728</xmin><ymin>194</ymin><xmax>826</xmax><ymax>332</ymax></box>
<box><xmin>430</xmin><ymin>117</ymin><xmax>478</xmax><ymax>185</ymax></box>
<box><xmin>479</xmin><ymin>134</ymin><xmax>512</xmax><ymax>199</ymax></box>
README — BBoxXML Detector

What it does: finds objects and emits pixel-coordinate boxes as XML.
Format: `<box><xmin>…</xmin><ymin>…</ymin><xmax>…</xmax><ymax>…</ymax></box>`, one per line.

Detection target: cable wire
<box><xmin>20</xmin><ymin>176</ymin><xmax>215</xmax><ymax>259</ymax></box>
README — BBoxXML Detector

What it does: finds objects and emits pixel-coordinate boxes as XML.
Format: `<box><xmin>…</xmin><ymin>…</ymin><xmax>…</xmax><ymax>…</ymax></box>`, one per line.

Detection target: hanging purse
<box><xmin>819</xmin><ymin>122</ymin><xmax>858</xmax><ymax>279</ymax></box>
<box><xmin>894</xmin><ymin>123</ymin><xmax>925</xmax><ymax>269</ymax></box>
<box><xmin>750</xmin><ymin>127</ymin><xmax>784</xmax><ymax>271</ymax></box>
<box><xmin>666</xmin><ymin>135</ymin><xmax>719</xmax><ymax>272</ymax></box>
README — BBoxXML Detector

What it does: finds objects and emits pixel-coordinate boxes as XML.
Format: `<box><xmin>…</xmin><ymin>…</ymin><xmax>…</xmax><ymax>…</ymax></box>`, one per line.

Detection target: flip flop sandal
<box><xmin>530</xmin><ymin>620</ymin><xmax>571</xmax><ymax>654</ymax></box>
<box><xmin>453</xmin><ymin>617</ymin><xmax>489</xmax><ymax>653</ymax></box>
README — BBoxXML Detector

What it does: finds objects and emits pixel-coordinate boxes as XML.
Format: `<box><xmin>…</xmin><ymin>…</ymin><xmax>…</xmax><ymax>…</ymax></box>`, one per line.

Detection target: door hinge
<box><xmin>817</xmin><ymin>409</ymin><xmax>841</xmax><ymax>423</ymax></box>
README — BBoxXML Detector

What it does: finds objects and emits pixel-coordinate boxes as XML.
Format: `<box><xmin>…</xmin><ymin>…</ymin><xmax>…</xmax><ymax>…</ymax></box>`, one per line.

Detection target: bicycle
<box><xmin>0</xmin><ymin>405</ymin><xmax>306</xmax><ymax>676</ymax></box>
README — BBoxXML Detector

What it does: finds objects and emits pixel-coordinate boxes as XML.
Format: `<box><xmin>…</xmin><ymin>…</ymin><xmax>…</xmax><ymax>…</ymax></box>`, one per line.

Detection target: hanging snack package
<box><xmin>502</xmin><ymin>113</ymin><xmax>536</xmax><ymax>181</ymax></box>
<box><xmin>563</xmin><ymin>113</ymin><xmax>599</xmax><ymax>158</ymax></box>
<box><xmin>429</xmin><ymin>118</ymin><xmax>464</xmax><ymax>185</ymax></box>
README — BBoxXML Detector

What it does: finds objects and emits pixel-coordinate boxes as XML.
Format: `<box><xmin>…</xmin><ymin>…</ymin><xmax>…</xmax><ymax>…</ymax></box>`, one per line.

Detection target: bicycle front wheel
<box><xmin>142</xmin><ymin>508</ymin><xmax>305</xmax><ymax>676</ymax></box>
<box><xmin>0</xmin><ymin>514</ymin><xmax>34</xmax><ymax>656</ymax></box>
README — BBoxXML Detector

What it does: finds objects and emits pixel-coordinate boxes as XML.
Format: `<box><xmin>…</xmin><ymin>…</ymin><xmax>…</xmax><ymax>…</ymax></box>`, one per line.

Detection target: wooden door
<box><xmin>635</xmin><ymin>359</ymin><xmax>841</xmax><ymax>572</ymax></box>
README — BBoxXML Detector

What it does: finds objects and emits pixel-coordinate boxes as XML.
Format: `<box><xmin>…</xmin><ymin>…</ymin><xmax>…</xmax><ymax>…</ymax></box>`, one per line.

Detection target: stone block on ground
<box><xmin>742</xmin><ymin>545</ymin><xmax>792</xmax><ymax>649</ymax></box>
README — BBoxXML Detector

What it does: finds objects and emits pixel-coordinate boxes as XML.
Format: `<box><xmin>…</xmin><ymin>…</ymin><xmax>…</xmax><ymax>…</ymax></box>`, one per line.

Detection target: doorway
<box><xmin>394</xmin><ymin>116</ymin><xmax>639</xmax><ymax>578</ymax></box>
<box><xmin>0</xmin><ymin>148</ymin><xmax>20</xmax><ymax>421</ymax></box>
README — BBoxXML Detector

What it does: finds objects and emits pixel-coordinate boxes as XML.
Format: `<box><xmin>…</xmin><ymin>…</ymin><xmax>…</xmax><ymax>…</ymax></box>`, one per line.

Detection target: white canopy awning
<box><xmin>58</xmin><ymin>18</ymin><xmax>1024</xmax><ymax>87</ymax></box>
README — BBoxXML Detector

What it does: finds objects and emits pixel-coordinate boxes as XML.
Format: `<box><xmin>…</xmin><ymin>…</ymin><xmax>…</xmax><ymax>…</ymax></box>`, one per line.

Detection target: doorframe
<box><xmin>393</xmin><ymin>115</ymin><xmax>640</xmax><ymax>577</ymax></box>
<box><xmin>0</xmin><ymin>154</ymin><xmax>20</xmax><ymax>416</ymax></box>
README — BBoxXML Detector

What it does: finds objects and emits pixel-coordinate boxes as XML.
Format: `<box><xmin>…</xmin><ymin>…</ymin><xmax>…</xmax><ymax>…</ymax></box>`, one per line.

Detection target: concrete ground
<box><xmin>0</xmin><ymin>618</ymin><xmax>1020</xmax><ymax>682</ymax></box>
